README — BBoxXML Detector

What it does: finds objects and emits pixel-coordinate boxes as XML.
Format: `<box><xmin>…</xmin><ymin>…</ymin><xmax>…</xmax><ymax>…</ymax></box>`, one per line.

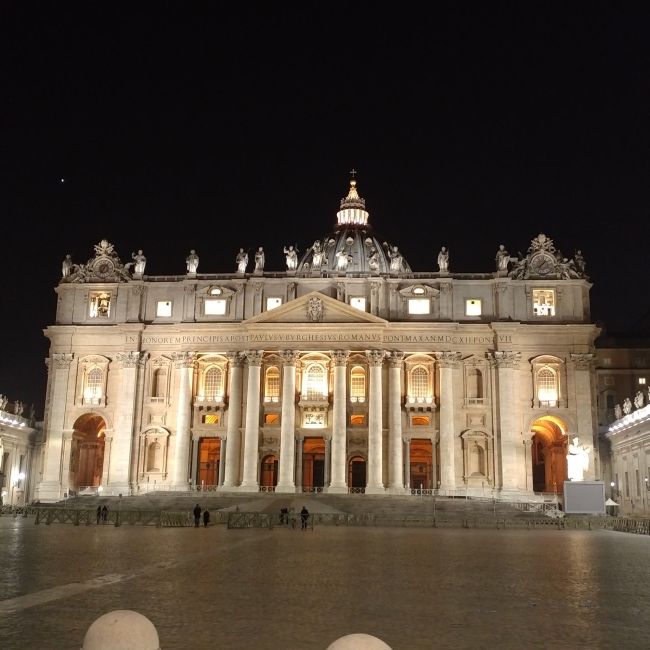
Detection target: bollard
<box><xmin>326</xmin><ymin>633</ymin><xmax>392</xmax><ymax>649</ymax></box>
<box><xmin>81</xmin><ymin>609</ymin><xmax>160</xmax><ymax>650</ymax></box>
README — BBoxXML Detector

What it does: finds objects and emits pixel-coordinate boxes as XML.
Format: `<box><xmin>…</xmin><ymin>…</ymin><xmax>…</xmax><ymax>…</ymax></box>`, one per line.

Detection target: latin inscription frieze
<box><xmin>134</xmin><ymin>333</ymin><xmax>512</xmax><ymax>346</ymax></box>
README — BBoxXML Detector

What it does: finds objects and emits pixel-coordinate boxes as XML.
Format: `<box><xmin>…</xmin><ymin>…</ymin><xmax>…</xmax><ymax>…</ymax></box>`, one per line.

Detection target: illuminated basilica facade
<box><xmin>35</xmin><ymin>180</ymin><xmax>601</xmax><ymax>502</ymax></box>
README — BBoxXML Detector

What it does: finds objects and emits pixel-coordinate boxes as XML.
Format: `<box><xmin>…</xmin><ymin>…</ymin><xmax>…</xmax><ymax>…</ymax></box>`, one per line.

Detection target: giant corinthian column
<box><xmin>240</xmin><ymin>350</ymin><xmax>263</xmax><ymax>491</ymax></box>
<box><xmin>222</xmin><ymin>352</ymin><xmax>244</xmax><ymax>488</ymax></box>
<box><xmin>436</xmin><ymin>351</ymin><xmax>461</xmax><ymax>493</ymax></box>
<box><xmin>328</xmin><ymin>350</ymin><xmax>350</xmax><ymax>493</ymax></box>
<box><xmin>570</xmin><ymin>353</ymin><xmax>596</xmax><ymax>481</ymax></box>
<box><xmin>110</xmin><ymin>351</ymin><xmax>147</xmax><ymax>493</ymax></box>
<box><xmin>171</xmin><ymin>351</ymin><xmax>195</xmax><ymax>489</ymax></box>
<box><xmin>276</xmin><ymin>350</ymin><xmax>299</xmax><ymax>492</ymax></box>
<box><xmin>388</xmin><ymin>351</ymin><xmax>405</xmax><ymax>493</ymax></box>
<box><xmin>366</xmin><ymin>349</ymin><xmax>386</xmax><ymax>493</ymax></box>
<box><xmin>492</xmin><ymin>351</ymin><xmax>522</xmax><ymax>492</ymax></box>
<box><xmin>35</xmin><ymin>353</ymin><xmax>74</xmax><ymax>502</ymax></box>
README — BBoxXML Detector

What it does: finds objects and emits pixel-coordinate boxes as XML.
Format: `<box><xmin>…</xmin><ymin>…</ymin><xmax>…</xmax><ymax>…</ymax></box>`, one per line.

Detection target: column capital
<box><xmin>570</xmin><ymin>353</ymin><xmax>594</xmax><ymax>369</ymax></box>
<box><xmin>330</xmin><ymin>350</ymin><xmax>351</xmax><ymax>366</ymax></box>
<box><xmin>402</xmin><ymin>435</ymin><xmax>411</xmax><ymax>444</ymax></box>
<box><xmin>115</xmin><ymin>351</ymin><xmax>147</xmax><ymax>369</ymax></box>
<box><xmin>171</xmin><ymin>351</ymin><xmax>196</xmax><ymax>368</ymax></box>
<box><xmin>387</xmin><ymin>351</ymin><xmax>405</xmax><ymax>367</ymax></box>
<box><xmin>52</xmin><ymin>353</ymin><xmax>74</xmax><ymax>369</ymax></box>
<box><xmin>365</xmin><ymin>349</ymin><xmax>386</xmax><ymax>367</ymax></box>
<box><xmin>280</xmin><ymin>350</ymin><xmax>301</xmax><ymax>366</ymax></box>
<box><xmin>489</xmin><ymin>350</ymin><xmax>521</xmax><ymax>369</ymax></box>
<box><xmin>244</xmin><ymin>350</ymin><xmax>264</xmax><ymax>366</ymax></box>
<box><xmin>226</xmin><ymin>351</ymin><xmax>245</xmax><ymax>368</ymax></box>
<box><xmin>434</xmin><ymin>351</ymin><xmax>462</xmax><ymax>368</ymax></box>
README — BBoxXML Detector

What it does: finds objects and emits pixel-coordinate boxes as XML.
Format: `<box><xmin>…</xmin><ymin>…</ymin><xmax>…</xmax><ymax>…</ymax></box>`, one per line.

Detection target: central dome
<box><xmin>297</xmin><ymin>178</ymin><xmax>412</xmax><ymax>275</ymax></box>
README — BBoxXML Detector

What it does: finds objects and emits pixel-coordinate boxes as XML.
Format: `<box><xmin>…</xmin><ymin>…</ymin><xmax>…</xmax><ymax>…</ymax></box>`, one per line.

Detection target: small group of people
<box><xmin>279</xmin><ymin>505</ymin><xmax>310</xmax><ymax>529</ymax></box>
<box><xmin>193</xmin><ymin>503</ymin><xmax>210</xmax><ymax>528</ymax></box>
<box><xmin>96</xmin><ymin>504</ymin><xmax>109</xmax><ymax>524</ymax></box>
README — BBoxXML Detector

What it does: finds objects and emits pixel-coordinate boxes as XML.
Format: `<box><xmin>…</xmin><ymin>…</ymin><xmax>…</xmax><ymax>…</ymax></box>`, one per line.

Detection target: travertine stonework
<box><xmin>34</xmin><ymin>179</ymin><xmax>600</xmax><ymax>502</ymax></box>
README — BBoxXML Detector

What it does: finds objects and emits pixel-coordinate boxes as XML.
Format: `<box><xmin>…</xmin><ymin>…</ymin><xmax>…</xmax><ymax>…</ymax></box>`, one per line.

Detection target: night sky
<box><xmin>3</xmin><ymin>2</ymin><xmax>650</xmax><ymax>414</ymax></box>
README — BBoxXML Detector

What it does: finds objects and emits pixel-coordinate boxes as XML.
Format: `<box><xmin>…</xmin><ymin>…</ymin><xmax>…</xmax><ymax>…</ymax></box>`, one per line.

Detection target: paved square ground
<box><xmin>1</xmin><ymin>516</ymin><xmax>649</xmax><ymax>649</ymax></box>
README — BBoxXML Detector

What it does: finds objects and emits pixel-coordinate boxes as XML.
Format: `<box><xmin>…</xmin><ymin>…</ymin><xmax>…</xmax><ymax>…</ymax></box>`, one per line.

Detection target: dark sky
<box><xmin>2</xmin><ymin>2</ymin><xmax>650</xmax><ymax>413</ymax></box>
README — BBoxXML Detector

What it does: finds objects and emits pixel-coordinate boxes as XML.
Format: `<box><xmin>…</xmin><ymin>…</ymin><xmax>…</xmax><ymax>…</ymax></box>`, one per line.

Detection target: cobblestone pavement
<box><xmin>1</xmin><ymin>515</ymin><xmax>649</xmax><ymax>649</ymax></box>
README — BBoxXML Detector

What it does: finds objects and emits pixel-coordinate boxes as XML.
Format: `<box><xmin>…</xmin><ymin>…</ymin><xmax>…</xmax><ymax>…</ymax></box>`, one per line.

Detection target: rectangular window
<box><xmin>408</xmin><ymin>298</ymin><xmax>430</xmax><ymax>315</ymax></box>
<box><xmin>465</xmin><ymin>299</ymin><xmax>481</xmax><ymax>316</ymax></box>
<box><xmin>264</xmin><ymin>413</ymin><xmax>280</xmax><ymax>425</ymax></box>
<box><xmin>89</xmin><ymin>292</ymin><xmax>111</xmax><ymax>318</ymax></box>
<box><xmin>636</xmin><ymin>469</ymin><xmax>640</xmax><ymax>496</ymax></box>
<box><xmin>411</xmin><ymin>415</ymin><xmax>431</xmax><ymax>426</ymax></box>
<box><xmin>204</xmin><ymin>299</ymin><xmax>227</xmax><ymax>315</ymax></box>
<box><xmin>350</xmin><ymin>414</ymin><xmax>365</xmax><ymax>426</ymax></box>
<box><xmin>350</xmin><ymin>297</ymin><xmax>367</xmax><ymax>312</ymax></box>
<box><xmin>266</xmin><ymin>297</ymin><xmax>282</xmax><ymax>311</ymax></box>
<box><xmin>625</xmin><ymin>471</ymin><xmax>629</xmax><ymax>497</ymax></box>
<box><xmin>202</xmin><ymin>414</ymin><xmax>220</xmax><ymax>425</ymax></box>
<box><xmin>156</xmin><ymin>300</ymin><xmax>172</xmax><ymax>317</ymax></box>
<box><xmin>639</xmin><ymin>377</ymin><xmax>647</xmax><ymax>385</ymax></box>
<box><xmin>532</xmin><ymin>289</ymin><xmax>555</xmax><ymax>316</ymax></box>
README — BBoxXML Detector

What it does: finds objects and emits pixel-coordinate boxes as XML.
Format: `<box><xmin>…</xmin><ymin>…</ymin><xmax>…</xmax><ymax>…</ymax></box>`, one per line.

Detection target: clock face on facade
<box><xmin>93</xmin><ymin>258</ymin><xmax>115</xmax><ymax>279</ymax></box>
<box><xmin>530</xmin><ymin>254</ymin><xmax>554</xmax><ymax>276</ymax></box>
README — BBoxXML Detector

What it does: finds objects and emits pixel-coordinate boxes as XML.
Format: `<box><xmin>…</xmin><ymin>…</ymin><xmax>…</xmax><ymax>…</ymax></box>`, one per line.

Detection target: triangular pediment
<box><xmin>245</xmin><ymin>291</ymin><xmax>387</xmax><ymax>324</ymax></box>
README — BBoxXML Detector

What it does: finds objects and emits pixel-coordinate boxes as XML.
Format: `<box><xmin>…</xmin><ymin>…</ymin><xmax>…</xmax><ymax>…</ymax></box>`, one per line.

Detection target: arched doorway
<box><xmin>410</xmin><ymin>439</ymin><xmax>434</xmax><ymax>489</ymax></box>
<box><xmin>348</xmin><ymin>456</ymin><xmax>366</xmax><ymax>490</ymax></box>
<box><xmin>530</xmin><ymin>416</ymin><xmax>568</xmax><ymax>493</ymax></box>
<box><xmin>70</xmin><ymin>413</ymin><xmax>106</xmax><ymax>490</ymax></box>
<box><xmin>198</xmin><ymin>438</ymin><xmax>221</xmax><ymax>487</ymax></box>
<box><xmin>303</xmin><ymin>437</ymin><xmax>325</xmax><ymax>490</ymax></box>
<box><xmin>260</xmin><ymin>454</ymin><xmax>278</xmax><ymax>489</ymax></box>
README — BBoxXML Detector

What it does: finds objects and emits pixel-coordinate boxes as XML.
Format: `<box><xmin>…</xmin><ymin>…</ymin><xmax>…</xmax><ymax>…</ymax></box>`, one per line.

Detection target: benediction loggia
<box><xmin>34</xmin><ymin>178</ymin><xmax>600</xmax><ymax>502</ymax></box>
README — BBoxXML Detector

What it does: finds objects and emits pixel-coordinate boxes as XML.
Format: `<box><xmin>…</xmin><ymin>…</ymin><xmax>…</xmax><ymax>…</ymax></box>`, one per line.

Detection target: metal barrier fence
<box><xmin>21</xmin><ymin>507</ymin><xmax>628</xmax><ymax>533</ymax></box>
<box><xmin>603</xmin><ymin>517</ymin><xmax>650</xmax><ymax>535</ymax></box>
<box><xmin>227</xmin><ymin>513</ymin><xmax>274</xmax><ymax>529</ymax></box>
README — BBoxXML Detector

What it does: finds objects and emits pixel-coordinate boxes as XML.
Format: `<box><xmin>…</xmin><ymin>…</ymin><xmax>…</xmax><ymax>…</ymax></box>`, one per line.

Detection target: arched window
<box><xmin>204</xmin><ymin>367</ymin><xmax>224</xmax><ymax>400</ymax></box>
<box><xmin>146</xmin><ymin>442</ymin><xmax>162</xmax><ymax>472</ymax></box>
<box><xmin>410</xmin><ymin>366</ymin><xmax>429</xmax><ymax>399</ymax></box>
<box><xmin>84</xmin><ymin>368</ymin><xmax>103</xmax><ymax>400</ymax></box>
<box><xmin>265</xmin><ymin>366</ymin><xmax>280</xmax><ymax>401</ymax></box>
<box><xmin>537</xmin><ymin>367</ymin><xmax>558</xmax><ymax>404</ymax></box>
<box><xmin>350</xmin><ymin>366</ymin><xmax>366</xmax><ymax>402</ymax></box>
<box><xmin>467</xmin><ymin>368</ymin><xmax>483</xmax><ymax>399</ymax></box>
<box><xmin>304</xmin><ymin>364</ymin><xmax>327</xmax><ymax>399</ymax></box>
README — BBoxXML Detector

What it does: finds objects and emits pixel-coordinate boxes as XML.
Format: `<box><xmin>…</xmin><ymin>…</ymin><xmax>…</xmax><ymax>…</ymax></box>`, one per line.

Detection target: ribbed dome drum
<box><xmin>297</xmin><ymin>178</ymin><xmax>411</xmax><ymax>275</ymax></box>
